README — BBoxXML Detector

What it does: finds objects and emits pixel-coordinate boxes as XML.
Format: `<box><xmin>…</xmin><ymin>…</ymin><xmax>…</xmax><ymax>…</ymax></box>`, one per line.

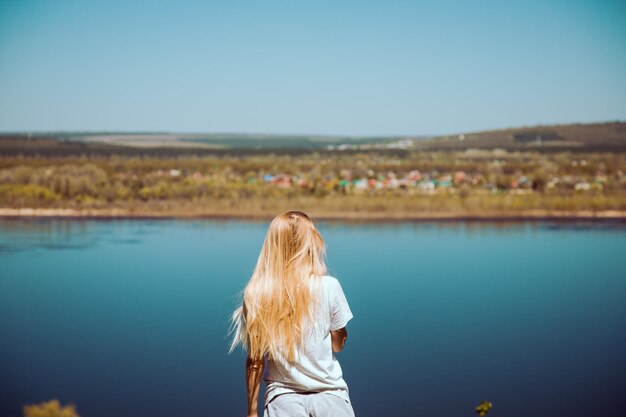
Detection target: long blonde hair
<box><xmin>230</xmin><ymin>210</ymin><xmax>327</xmax><ymax>362</ymax></box>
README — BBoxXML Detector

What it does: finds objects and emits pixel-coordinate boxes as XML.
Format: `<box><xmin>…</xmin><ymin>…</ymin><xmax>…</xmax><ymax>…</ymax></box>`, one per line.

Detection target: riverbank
<box><xmin>2</xmin><ymin>152</ymin><xmax>626</xmax><ymax>220</ymax></box>
<box><xmin>2</xmin><ymin>207</ymin><xmax>626</xmax><ymax>221</ymax></box>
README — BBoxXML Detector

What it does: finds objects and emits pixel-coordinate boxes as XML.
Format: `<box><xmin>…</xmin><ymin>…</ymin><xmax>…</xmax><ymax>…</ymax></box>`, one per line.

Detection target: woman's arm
<box><xmin>331</xmin><ymin>327</ymin><xmax>348</xmax><ymax>352</ymax></box>
<box><xmin>245</xmin><ymin>355</ymin><xmax>265</xmax><ymax>417</ymax></box>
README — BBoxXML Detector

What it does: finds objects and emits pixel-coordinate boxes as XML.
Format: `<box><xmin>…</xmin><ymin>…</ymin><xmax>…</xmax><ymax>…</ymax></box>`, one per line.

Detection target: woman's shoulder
<box><xmin>316</xmin><ymin>274</ymin><xmax>337</xmax><ymax>283</ymax></box>
<box><xmin>314</xmin><ymin>274</ymin><xmax>342</xmax><ymax>291</ymax></box>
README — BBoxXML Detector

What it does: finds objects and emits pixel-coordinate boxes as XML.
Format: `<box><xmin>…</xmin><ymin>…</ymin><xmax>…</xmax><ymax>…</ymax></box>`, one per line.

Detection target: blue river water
<box><xmin>1</xmin><ymin>218</ymin><xmax>625</xmax><ymax>417</ymax></box>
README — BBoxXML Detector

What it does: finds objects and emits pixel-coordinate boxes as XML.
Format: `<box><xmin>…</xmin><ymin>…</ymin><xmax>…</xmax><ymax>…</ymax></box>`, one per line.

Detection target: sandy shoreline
<box><xmin>1</xmin><ymin>207</ymin><xmax>626</xmax><ymax>222</ymax></box>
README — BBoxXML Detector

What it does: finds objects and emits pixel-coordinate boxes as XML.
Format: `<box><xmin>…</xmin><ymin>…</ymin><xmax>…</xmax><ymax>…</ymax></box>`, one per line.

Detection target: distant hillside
<box><xmin>1</xmin><ymin>121</ymin><xmax>625</xmax><ymax>156</ymax></box>
<box><xmin>58</xmin><ymin>131</ymin><xmax>405</xmax><ymax>150</ymax></box>
<box><xmin>415</xmin><ymin>121</ymin><xmax>626</xmax><ymax>152</ymax></box>
<box><xmin>0</xmin><ymin>132</ymin><xmax>403</xmax><ymax>156</ymax></box>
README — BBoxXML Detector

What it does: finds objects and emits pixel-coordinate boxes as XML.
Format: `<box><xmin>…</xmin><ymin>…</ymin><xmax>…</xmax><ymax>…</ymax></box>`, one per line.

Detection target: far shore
<box><xmin>2</xmin><ymin>207</ymin><xmax>626</xmax><ymax>222</ymax></box>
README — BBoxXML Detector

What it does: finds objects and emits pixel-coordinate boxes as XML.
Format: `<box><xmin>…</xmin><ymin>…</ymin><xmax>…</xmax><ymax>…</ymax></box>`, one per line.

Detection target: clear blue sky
<box><xmin>0</xmin><ymin>0</ymin><xmax>624</xmax><ymax>136</ymax></box>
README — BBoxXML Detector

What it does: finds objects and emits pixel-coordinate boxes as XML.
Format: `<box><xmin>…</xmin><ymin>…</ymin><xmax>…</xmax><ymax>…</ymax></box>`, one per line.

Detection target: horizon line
<box><xmin>0</xmin><ymin>119</ymin><xmax>624</xmax><ymax>139</ymax></box>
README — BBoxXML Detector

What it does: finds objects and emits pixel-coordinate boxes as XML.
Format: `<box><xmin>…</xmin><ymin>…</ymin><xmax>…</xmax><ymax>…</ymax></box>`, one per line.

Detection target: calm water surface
<box><xmin>1</xmin><ymin>219</ymin><xmax>625</xmax><ymax>417</ymax></box>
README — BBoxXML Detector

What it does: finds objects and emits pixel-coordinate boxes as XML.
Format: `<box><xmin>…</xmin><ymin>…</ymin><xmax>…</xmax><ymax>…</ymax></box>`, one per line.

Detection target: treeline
<box><xmin>0</xmin><ymin>150</ymin><xmax>625</xmax><ymax>214</ymax></box>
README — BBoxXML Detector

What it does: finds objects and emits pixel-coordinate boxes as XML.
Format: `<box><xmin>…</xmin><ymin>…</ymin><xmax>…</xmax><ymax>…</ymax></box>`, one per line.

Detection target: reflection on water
<box><xmin>0</xmin><ymin>219</ymin><xmax>99</xmax><ymax>253</ymax></box>
<box><xmin>1</xmin><ymin>218</ymin><xmax>625</xmax><ymax>417</ymax></box>
<box><xmin>3</xmin><ymin>217</ymin><xmax>624</xmax><ymax>251</ymax></box>
<box><xmin>0</xmin><ymin>219</ymin><xmax>157</xmax><ymax>254</ymax></box>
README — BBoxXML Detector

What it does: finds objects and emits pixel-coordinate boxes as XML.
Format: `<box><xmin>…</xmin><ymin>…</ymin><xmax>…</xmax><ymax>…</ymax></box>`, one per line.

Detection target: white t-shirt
<box><xmin>264</xmin><ymin>275</ymin><xmax>354</xmax><ymax>405</ymax></box>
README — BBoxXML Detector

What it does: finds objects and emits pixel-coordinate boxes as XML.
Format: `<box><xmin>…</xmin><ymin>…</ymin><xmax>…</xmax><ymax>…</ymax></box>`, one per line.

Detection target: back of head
<box><xmin>256</xmin><ymin>211</ymin><xmax>326</xmax><ymax>281</ymax></box>
<box><xmin>230</xmin><ymin>211</ymin><xmax>327</xmax><ymax>362</ymax></box>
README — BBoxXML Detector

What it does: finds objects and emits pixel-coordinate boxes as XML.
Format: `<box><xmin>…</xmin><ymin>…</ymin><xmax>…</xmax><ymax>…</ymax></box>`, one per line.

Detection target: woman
<box><xmin>230</xmin><ymin>211</ymin><xmax>355</xmax><ymax>417</ymax></box>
